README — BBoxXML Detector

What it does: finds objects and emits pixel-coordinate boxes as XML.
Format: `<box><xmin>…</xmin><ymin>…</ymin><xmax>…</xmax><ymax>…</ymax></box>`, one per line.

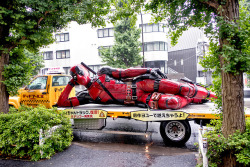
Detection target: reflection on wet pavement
<box><xmin>73</xmin><ymin>140</ymin><xmax>196</xmax><ymax>157</ymax></box>
<box><xmin>73</xmin><ymin>120</ymin><xmax>198</xmax><ymax>157</ymax></box>
<box><xmin>73</xmin><ymin>118</ymin><xmax>199</xmax><ymax>157</ymax></box>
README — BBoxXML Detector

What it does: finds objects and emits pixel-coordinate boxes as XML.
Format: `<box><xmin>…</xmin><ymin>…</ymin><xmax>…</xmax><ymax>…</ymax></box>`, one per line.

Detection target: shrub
<box><xmin>205</xmin><ymin>119</ymin><xmax>250</xmax><ymax>167</ymax></box>
<box><xmin>0</xmin><ymin>105</ymin><xmax>73</xmax><ymax>161</ymax></box>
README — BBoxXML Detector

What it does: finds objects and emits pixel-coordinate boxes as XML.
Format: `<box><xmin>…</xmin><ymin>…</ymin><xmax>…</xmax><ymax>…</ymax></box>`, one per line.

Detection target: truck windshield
<box><xmin>52</xmin><ymin>76</ymin><xmax>71</xmax><ymax>86</ymax></box>
<box><xmin>27</xmin><ymin>76</ymin><xmax>48</xmax><ymax>90</ymax></box>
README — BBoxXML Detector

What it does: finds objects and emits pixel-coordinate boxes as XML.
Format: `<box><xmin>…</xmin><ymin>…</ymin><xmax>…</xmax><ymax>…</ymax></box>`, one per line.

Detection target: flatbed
<box><xmin>64</xmin><ymin>102</ymin><xmax>250</xmax><ymax>119</ymax></box>
<box><xmin>60</xmin><ymin>102</ymin><xmax>250</xmax><ymax>145</ymax></box>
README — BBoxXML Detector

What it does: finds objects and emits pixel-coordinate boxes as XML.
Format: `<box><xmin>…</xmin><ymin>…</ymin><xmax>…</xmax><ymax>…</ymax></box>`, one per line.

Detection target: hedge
<box><xmin>0</xmin><ymin>105</ymin><xmax>73</xmax><ymax>161</ymax></box>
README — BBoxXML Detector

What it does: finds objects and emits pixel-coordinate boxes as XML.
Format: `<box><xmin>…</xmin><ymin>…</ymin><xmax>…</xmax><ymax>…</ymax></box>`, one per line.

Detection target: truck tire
<box><xmin>160</xmin><ymin>120</ymin><xmax>191</xmax><ymax>146</ymax></box>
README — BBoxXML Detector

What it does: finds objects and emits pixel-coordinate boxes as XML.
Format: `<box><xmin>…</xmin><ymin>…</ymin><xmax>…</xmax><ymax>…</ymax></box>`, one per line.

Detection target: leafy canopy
<box><xmin>1</xmin><ymin>0</ymin><xmax>111</xmax><ymax>95</ymax></box>
<box><xmin>145</xmin><ymin>0</ymin><xmax>250</xmax><ymax>74</ymax></box>
<box><xmin>200</xmin><ymin>0</ymin><xmax>250</xmax><ymax>92</ymax></box>
<box><xmin>100</xmin><ymin>1</ymin><xmax>142</xmax><ymax>68</ymax></box>
<box><xmin>100</xmin><ymin>17</ymin><xmax>142</xmax><ymax>68</ymax></box>
<box><xmin>3</xmin><ymin>48</ymin><xmax>44</xmax><ymax>96</ymax></box>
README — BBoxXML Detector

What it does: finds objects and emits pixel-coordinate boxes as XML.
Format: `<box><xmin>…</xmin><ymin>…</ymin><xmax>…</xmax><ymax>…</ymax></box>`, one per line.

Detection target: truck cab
<box><xmin>9</xmin><ymin>70</ymin><xmax>75</xmax><ymax>109</ymax></box>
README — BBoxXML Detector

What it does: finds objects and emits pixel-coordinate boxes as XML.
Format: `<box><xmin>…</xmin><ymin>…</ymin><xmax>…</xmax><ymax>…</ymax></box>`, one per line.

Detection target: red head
<box><xmin>70</xmin><ymin>64</ymin><xmax>91</xmax><ymax>86</ymax></box>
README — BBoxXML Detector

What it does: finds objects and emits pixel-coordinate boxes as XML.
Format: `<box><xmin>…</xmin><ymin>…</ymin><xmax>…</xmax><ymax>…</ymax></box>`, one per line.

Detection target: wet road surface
<box><xmin>0</xmin><ymin>118</ymin><xmax>199</xmax><ymax>167</ymax></box>
<box><xmin>0</xmin><ymin>144</ymin><xmax>197</xmax><ymax>167</ymax></box>
<box><xmin>73</xmin><ymin>117</ymin><xmax>199</xmax><ymax>149</ymax></box>
<box><xmin>1</xmin><ymin>99</ymin><xmax>249</xmax><ymax>167</ymax></box>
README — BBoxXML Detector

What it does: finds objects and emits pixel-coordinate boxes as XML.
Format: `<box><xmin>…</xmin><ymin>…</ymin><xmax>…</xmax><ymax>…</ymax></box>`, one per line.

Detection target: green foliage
<box><xmin>205</xmin><ymin>119</ymin><xmax>250</xmax><ymax>166</ymax></box>
<box><xmin>0</xmin><ymin>0</ymin><xmax>111</xmax><ymax>111</ymax></box>
<box><xmin>215</xmin><ymin>4</ymin><xmax>250</xmax><ymax>74</ymax></box>
<box><xmin>199</xmin><ymin>0</ymin><xmax>250</xmax><ymax>110</ymax></box>
<box><xmin>0</xmin><ymin>105</ymin><xmax>73</xmax><ymax>161</ymax></box>
<box><xmin>100</xmin><ymin>15</ymin><xmax>142</xmax><ymax>68</ymax></box>
<box><xmin>145</xmin><ymin>0</ymin><xmax>250</xmax><ymax>74</ymax></box>
<box><xmin>109</xmin><ymin>0</ymin><xmax>144</xmax><ymax>24</ymax></box>
<box><xmin>145</xmin><ymin>0</ymin><xmax>215</xmax><ymax>46</ymax></box>
<box><xmin>2</xmin><ymin>0</ymin><xmax>111</xmax><ymax>49</ymax></box>
<box><xmin>2</xmin><ymin>48</ymin><xmax>44</xmax><ymax>96</ymax></box>
<box><xmin>62</xmin><ymin>0</ymin><xmax>111</xmax><ymax>27</ymax></box>
<box><xmin>200</xmin><ymin>40</ymin><xmax>222</xmax><ymax>109</ymax></box>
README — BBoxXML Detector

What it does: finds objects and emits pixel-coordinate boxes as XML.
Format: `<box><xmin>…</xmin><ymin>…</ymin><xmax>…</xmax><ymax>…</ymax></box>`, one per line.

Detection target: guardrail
<box><xmin>39</xmin><ymin>125</ymin><xmax>62</xmax><ymax>156</ymax></box>
<box><xmin>198</xmin><ymin>126</ymin><xmax>214</xmax><ymax>167</ymax></box>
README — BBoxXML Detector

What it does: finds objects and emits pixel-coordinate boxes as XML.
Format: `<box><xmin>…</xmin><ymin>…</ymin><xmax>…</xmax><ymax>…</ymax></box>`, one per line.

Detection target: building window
<box><xmin>174</xmin><ymin>60</ymin><xmax>177</xmax><ymax>66</ymax></box>
<box><xmin>142</xmin><ymin>42</ymin><xmax>168</xmax><ymax>52</ymax></box>
<box><xmin>145</xmin><ymin>61</ymin><xmax>167</xmax><ymax>74</ymax></box>
<box><xmin>43</xmin><ymin>51</ymin><xmax>53</xmax><ymax>60</ymax></box>
<box><xmin>98</xmin><ymin>46</ymin><xmax>112</xmax><ymax>56</ymax></box>
<box><xmin>181</xmin><ymin>59</ymin><xmax>183</xmax><ymax>65</ymax></box>
<box><xmin>41</xmin><ymin>68</ymin><xmax>48</xmax><ymax>75</ymax></box>
<box><xmin>56</xmin><ymin>50</ymin><xmax>70</xmax><ymax>59</ymax></box>
<box><xmin>198</xmin><ymin>71</ymin><xmax>205</xmax><ymax>77</ymax></box>
<box><xmin>139</xmin><ymin>23</ymin><xmax>166</xmax><ymax>33</ymax></box>
<box><xmin>159</xmin><ymin>42</ymin><xmax>165</xmax><ymax>51</ymax></box>
<box><xmin>55</xmin><ymin>33</ymin><xmax>69</xmax><ymax>42</ymax></box>
<box><xmin>89</xmin><ymin>65</ymin><xmax>102</xmax><ymax>78</ymax></box>
<box><xmin>97</xmin><ymin>28</ymin><xmax>114</xmax><ymax>38</ymax></box>
<box><xmin>63</xmin><ymin>67</ymin><xmax>70</xmax><ymax>75</ymax></box>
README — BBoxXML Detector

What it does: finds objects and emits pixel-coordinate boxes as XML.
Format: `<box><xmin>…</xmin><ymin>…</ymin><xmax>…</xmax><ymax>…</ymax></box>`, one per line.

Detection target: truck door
<box><xmin>51</xmin><ymin>75</ymin><xmax>73</xmax><ymax>106</ymax></box>
<box><xmin>21</xmin><ymin>76</ymin><xmax>50</xmax><ymax>108</ymax></box>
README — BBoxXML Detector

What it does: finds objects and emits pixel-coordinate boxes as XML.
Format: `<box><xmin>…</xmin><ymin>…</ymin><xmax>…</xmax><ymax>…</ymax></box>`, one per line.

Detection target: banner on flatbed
<box><xmin>64</xmin><ymin>109</ymin><xmax>107</xmax><ymax>119</ymax></box>
<box><xmin>131</xmin><ymin>110</ymin><xmax>189</xmax><ymax>121</ymax></box>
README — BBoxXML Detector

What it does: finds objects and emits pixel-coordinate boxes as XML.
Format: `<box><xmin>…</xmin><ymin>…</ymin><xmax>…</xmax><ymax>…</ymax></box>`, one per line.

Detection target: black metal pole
<box><xmin>81</xmin><ymin>62</ymin><xmax>97</xmax><ymax>75</ymax></box>
<box><xmin>140</xmin><ymin>11</ymin><xmax>145</xmax><ymax>68</ymax></box>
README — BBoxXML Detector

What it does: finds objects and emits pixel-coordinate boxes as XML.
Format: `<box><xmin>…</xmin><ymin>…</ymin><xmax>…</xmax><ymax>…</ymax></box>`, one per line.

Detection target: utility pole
<box><xmin>140</xmin><ymin>11</ymin><xmax>145</xmax><ymax>68</ymax></box>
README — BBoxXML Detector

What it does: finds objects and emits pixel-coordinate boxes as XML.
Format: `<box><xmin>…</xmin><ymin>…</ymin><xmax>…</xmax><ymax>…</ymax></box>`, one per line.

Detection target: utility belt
<box><xmin>124</xmin><ymin>78</ymin><xmax>162</xmax><ymax>108</ymax></box>
<box><xmin>124</xmin><ymin>81</ymin><xmax>137</xmax><ymax>105</ymax></box>
<box><xmin>145</xmin><ymin>92</ymin><xmax>162</xmax><ymax>109</ymax></box>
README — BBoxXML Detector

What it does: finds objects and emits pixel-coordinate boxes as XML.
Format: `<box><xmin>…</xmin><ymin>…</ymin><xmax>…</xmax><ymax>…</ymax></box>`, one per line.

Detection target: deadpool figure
<box><xmin>57</xmin><ymin>63</ymin><xmax>216</xmax><ymax>109</ymax></box>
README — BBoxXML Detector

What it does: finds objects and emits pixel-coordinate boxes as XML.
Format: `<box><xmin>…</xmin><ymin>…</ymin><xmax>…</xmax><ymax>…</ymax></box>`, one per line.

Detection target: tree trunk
<box><xmin>221</xmin><ymin>71</ymin><xmax>245</xmax><ymax>136</ymax></box>
<box><xmin>0</xmin><ymin>1</ymin><xmax>11</xmax><ymax>113</ymax></box>
<box><xmin>219</xmin><ymin>0</ymin><xmax>245</xmax><ymax>137</ymax></box>
<box><xmin>219</xmin><ymin>0</ymin><xmax>245</xmax><ymax>166</ymax></box>
<box><xmin>222</xmin><ymin>151</ymin><xmax>245</xmax><ymax>167</ymax></box>
<box><xmin>0</xmin><ymin>52</ymin><xmax>9</xmax><ymax>113</ymax></box>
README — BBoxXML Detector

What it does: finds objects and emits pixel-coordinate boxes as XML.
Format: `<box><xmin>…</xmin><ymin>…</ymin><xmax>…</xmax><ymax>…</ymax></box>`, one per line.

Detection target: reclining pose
<box><xmin>57</xmin><ymin>63</ymin><xmax>216</xmax><ymax>109</ymax></box>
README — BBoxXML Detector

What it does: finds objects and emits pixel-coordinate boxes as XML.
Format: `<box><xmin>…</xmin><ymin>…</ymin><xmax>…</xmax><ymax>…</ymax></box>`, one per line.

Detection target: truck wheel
<box><xmin>160</xmin><ymin>120</ymin><xmax>191</xmax><ymax>146</ymax></box>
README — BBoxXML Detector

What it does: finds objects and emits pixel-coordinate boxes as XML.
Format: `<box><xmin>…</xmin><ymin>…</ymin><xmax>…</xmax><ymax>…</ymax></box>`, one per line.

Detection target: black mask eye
<box><xmin>75</xmin><ymin>66</ymin><xmax>84</xmax><ymax>76</ymax></box>
<box><xmin>70</xmin><ymin>71</ymin><xmax>77</xmax><ymax>81</ymax></box>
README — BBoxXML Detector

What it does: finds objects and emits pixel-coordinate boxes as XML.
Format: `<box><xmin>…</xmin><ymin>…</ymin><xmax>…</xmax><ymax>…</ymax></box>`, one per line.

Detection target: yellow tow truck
<box><xmin>9</xmin><ymin>68</ymin><xmax>75</xmax><ymax>109</ymax></box>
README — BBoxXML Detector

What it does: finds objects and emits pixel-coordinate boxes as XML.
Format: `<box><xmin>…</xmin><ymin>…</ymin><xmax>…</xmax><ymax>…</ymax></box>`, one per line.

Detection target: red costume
<box><xmin>57</xmin><ymin>63</ymin><xmax>216</xmax><ymax>109</ymax></box>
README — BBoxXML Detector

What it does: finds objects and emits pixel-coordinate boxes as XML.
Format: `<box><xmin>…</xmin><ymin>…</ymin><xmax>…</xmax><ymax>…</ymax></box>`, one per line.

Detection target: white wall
<box><xmin>40</xmin><ymin>13</ymin><xmax>169</xmax><ymax>74</ymax></box>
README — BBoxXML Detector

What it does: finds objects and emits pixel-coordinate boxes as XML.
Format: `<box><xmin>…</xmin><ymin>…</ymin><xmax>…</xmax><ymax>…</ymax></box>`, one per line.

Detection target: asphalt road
<box><xmin>2</xmin><ymin>99</ymin><xmax>249</xmax><ymax>167</ymax></box>
<box><xmin>0</xmin><ymin>119</ymin><xmax>199</xmax><ymax>167</ymax></box>
<box><xmin>0</xmin><ymin>144</ymin><xmax>197</xmax><ymax>167</ymax></box>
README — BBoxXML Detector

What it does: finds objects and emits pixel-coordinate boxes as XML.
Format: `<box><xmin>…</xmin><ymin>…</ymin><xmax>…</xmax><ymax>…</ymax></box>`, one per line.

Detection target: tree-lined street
<box><xmin>1</xmin><ymin>99</ymin><xmax>249</xmax><ymax>166</ymax></box>
<box><xmin>1</xmin><ymin>0</ymin><xmax>249</xmax><ymax>166</ymax></box>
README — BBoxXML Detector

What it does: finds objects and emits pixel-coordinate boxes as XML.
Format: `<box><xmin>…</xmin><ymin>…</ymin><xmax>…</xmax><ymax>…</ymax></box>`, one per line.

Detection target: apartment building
<box><xmin>40</xmin><ymin>13</ymin><xmax>169</xmax><ymax>76</ymax></box>
<box><xmin>167</xmin><ymin>28</ymin><xmax>212</xmax><ymax>85</ymax></box>
<box><xmin>40</xmin><ymin>21</ymin><xmax>101</xmax><ymax>75</ymax></box>
<box><xmin>40</xmin><ymin>13</ymin><xmax>210</xmax><ymax>84</ymax></box>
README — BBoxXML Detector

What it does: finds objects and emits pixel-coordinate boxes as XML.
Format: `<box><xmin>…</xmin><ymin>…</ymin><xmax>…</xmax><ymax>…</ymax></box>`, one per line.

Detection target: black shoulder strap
<box><xmin>96</xmin><ymin>79</ymin><xmax>122</xmax><ymax>104</ymax></box>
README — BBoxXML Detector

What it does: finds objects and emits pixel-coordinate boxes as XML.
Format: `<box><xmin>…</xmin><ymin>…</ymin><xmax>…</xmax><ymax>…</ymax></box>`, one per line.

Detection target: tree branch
<box><xmin>36</xmin><ymin>11</ymin><xmax>49</xmax><ymax>29</ymax></box>
<box><xmin>200</xmin><ymin>0</ymin><xmax>220</xmax><ymax>10</ymax></box>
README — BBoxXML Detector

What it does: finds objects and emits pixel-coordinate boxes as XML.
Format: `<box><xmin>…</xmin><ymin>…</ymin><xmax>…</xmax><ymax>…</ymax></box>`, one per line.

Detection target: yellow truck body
<box><xmin>9</xmin><ymin>74</ymin><xmax>75</xmax><ymax>109</ymax></box>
